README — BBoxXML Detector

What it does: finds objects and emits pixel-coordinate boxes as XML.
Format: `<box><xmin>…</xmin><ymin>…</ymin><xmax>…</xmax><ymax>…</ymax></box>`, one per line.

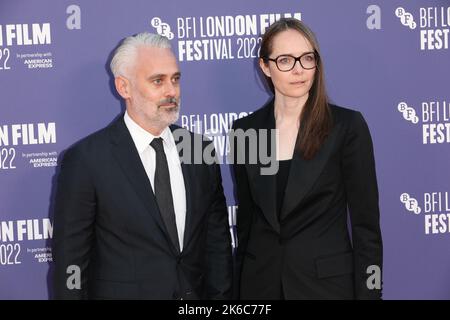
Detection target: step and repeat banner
<box><xmin>0</xmin><ymin>0</ymin><xmax>449</xmax><ymax>299</ymax></box>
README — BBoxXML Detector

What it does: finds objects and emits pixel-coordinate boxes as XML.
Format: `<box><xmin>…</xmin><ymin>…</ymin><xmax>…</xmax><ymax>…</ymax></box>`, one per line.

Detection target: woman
<box><xmin>231</xmin><ymin>18</ymin><xmax>383</xmax><ymax>299</ymax></box>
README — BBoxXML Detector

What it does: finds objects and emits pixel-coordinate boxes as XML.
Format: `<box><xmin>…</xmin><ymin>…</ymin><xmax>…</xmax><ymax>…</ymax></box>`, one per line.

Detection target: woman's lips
<box><xmin>290</xmin><ymin>80</ymin><xmax>306</xmax><ymax>86</ymax></box>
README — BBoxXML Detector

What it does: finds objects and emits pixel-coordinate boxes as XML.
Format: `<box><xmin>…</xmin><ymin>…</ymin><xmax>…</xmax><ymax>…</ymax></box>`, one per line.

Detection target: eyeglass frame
<box><xmin>265</xmin><ymin>51</ymin><xmax>320</xmax><ymax>72</ymax></box>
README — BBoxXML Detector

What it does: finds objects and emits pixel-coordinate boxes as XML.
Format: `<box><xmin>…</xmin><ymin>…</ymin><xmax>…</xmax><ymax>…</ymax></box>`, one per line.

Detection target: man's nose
<box><xmin>165</xmin><ymin>81</ymin><xmax>177</xmax><ymax>97</ymax></box>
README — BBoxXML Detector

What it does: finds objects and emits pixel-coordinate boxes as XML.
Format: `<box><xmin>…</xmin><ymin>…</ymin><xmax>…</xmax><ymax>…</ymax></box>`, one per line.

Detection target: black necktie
<box><xmin>150</xmin><ymin>137</ymin><xmax>180</xmax><ymax>252</ymax></box>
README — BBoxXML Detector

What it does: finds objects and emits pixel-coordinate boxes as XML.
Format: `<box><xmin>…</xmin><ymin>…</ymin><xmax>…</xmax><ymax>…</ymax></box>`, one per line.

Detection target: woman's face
<box><xmin>260</xmin><ymin>29</ymin><xmax>316</xmax><ymax>100</ymax></box>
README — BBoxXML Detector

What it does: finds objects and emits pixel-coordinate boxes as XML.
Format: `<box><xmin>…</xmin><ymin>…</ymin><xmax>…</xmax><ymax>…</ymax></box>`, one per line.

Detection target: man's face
<box><xmin>122</xmin><ymin>46</ymin><xmax>181</xmax><ymax>134</ymax></box>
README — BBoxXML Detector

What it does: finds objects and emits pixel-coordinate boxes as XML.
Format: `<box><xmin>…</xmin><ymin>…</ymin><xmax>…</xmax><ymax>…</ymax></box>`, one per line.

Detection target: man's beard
<box><xmin>157</xmin><ymin>97</ymin><xmax>180</xmax><ymax>125</ymax></box>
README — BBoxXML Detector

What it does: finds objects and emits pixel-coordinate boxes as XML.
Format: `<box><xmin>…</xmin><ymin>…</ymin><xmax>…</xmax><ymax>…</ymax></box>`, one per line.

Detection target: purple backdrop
<box><xmin>1</xmin><ymin>0</ymin><xmax>449</xmax><ymax>299</ymax></box>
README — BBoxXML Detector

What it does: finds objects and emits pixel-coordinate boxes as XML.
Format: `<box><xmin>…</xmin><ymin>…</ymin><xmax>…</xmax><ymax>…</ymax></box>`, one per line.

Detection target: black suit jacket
<box><xmin>232</xmin><ymin>100</ymin><xmax>383</xmax><ymax>299</ymax></box>
<box><xmin>52</xmin><ymin>116</ymin><xmax>232</xmax><ymax>299</ymax></box>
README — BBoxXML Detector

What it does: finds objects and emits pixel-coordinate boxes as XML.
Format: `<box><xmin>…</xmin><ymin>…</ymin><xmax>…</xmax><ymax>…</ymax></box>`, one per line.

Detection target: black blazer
<box><xmin>52</xmin><ymin>116</ymin><xmax>232</xmax><ymax>299</ymax></box>
<box><xmin>232</xmin><ymin>100</ymin><xmax>382</xmax><ymax>299</ymax></box>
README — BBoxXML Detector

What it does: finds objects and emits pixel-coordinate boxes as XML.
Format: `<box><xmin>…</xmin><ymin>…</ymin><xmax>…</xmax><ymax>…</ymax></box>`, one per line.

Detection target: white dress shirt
<box><xmin>124</xmin><ymin>111</ymin><xmax>186</xmax><ymax>250</ymax></box>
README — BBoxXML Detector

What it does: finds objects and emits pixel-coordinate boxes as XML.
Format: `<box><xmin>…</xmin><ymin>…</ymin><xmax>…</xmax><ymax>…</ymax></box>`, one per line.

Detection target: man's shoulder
<box><xmin>170</xmin><ymin>124</ymin><xmax>196</xmax><ymax>138</ymax></box>
<box><xmin>63</xmin><ymin>117</ymin><xmax>121</xmax><ymax>158</ymax></box>
<box><xmin>170</xmin><ymin>124</ymin><xmax>221</xmax><ymax>166</ymax></box>
<box><xmin>170</xmin><ymin>124</ymin><xmax>212</xmax><ymax>146</ymax></box>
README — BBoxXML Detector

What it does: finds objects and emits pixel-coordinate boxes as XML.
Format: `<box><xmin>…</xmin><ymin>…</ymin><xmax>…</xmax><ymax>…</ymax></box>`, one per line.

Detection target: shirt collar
<box><xmin>124</xmin><ymin>111</ymin><xmax>176</xmax><ymax>154</ymax></box>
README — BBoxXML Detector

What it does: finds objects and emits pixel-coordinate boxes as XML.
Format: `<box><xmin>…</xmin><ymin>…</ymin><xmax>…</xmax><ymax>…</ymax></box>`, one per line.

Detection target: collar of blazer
<box><xmin>107</xmin><ymin>116</ymin><xmax>201</xmax><ymax>255</ymax></box>
<box><xmin>243</xmin><ymin>99</ymin><xmax>339</xmax><ymax>232</ymax></box>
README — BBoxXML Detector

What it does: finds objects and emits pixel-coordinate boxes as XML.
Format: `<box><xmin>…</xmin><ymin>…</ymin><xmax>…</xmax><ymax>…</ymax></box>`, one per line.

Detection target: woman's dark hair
<box><xmin>259</xmin><ymin>18</ymin><xmax>332</xmax><ymax>160</ymax></box>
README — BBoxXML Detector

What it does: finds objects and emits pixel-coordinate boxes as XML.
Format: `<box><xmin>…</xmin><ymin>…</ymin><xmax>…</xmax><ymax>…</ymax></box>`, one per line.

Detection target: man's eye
<box><xmin>153</xmin><ymin>79</ymin><xmax>162</xmax><ymax>85</ymax></box>
<box><xmin>172</xmin><ymin>76</ymin><xmax>180</xmax><ymax>83</ymax></box>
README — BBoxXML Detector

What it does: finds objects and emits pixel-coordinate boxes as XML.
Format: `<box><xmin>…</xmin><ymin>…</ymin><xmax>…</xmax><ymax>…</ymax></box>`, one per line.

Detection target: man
<box><xmin>52</xmin><ymin>32</ymin><xmax>232</xmax><ymax>299</ymax></box>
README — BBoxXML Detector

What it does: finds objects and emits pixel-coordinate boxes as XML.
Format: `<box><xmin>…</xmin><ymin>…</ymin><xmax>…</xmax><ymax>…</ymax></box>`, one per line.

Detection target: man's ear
<box><xmin>114</xmin><ymin>76</ymin><xmax>131</xmax><ymax>99</ymax></box>
<box><xmin>259</xmin><ymin>58</ymin><xmax>271</xmax><ymax>78</ymax></box>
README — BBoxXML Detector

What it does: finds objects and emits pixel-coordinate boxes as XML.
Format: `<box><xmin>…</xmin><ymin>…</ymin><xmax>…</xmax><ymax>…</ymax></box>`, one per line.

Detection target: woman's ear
<box><xmin>259</xmin><ymin>58</ymin><xmax>271</xmax><ymax>78</ymax></box>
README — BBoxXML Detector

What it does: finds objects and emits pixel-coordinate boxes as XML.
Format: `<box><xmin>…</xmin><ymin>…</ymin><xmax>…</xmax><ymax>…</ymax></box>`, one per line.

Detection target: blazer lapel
<box><xmin>170</xmin><ymin>125</ymin><xmax>195</xmax><ymax>251</ymax></box>
<box><xmin>245</xmin><ymin>101</ymin><xmax>280</xmax><ymax>233</ymax></box>
<box><xmin>280</xmin><ymin>124</ymin><xmax>338</xmax><ymax>220</ymax></box>
<box><xmin>180</xmin><ymin>163</ymin><xmax>192</xmax><ymax>249</ymax></box>
<box><xmin>109</xmin><ymin>117</ymin><xmax>179</xmax><ymax>254</ymax></box>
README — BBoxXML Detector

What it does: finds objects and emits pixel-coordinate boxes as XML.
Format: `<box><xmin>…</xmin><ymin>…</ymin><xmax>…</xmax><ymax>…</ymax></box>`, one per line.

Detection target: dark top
<box><xmin>52</xmin><ymin>118</ymin><xmax>232</xmax><ymax>299</ymax></box>
<box><xmin>232</xmin><ymin>100</ymin><xmax>382</xmax><ymax>300</ymax></box>
<box><xmin>276</xmin><ymin>159</ymin><xmax>292</xmax><ymax>220</ymax></box>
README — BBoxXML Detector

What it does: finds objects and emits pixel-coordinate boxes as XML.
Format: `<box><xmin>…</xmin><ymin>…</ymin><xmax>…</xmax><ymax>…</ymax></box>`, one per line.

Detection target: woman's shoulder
<box><xmin>329</xmin><ymin>104</ymin><xmax>371</xmax><ymax>137</ymax></box>
<box><xmin>329</xmin><ymin>104</ymin><xmax>367</xmax><ymax>125</ymax></box>
<box><xmin>329</xmin><ymin>103</ymin><xmax>360</xmax><ymax>117</ymax></box>
<box><xmin>232</xmin><ymin>99</ymin><xmax>274</xmax><ymax>130</ymax></box>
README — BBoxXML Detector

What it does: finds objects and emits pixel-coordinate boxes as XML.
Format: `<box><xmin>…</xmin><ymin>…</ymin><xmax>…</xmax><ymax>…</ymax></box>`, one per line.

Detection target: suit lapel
<box><xmin>170</xmin><ymin>125</ymin><xmax>195</xmax><ymax>251</ymax></box>
<box><xmin>109</xmin><ymin>117</ymin><xmax>179</xmax><ymax>254</ymax></box>
<box><xmin>245</xmin><ymin>100</ymin><xmax>339</xmax><ymax>228</ymax></box>
<box><xmin>179</xmin><ymin>162</ymin><xmax>193</xmax><ymax>249</ymax></box>
<box><xmin>248</xmin><ymin>165</ymin><xmax>278</xmax><ymax>232</ymax></box>
<box><xmin>280</xmin><ymin>124</ymin><xmax>338</xmax><ymax>220</ymax></box>
<box><xmin>245</xmin><ymin>101</ymin><xmax>280</xmax><ymax>233</ymax></box>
